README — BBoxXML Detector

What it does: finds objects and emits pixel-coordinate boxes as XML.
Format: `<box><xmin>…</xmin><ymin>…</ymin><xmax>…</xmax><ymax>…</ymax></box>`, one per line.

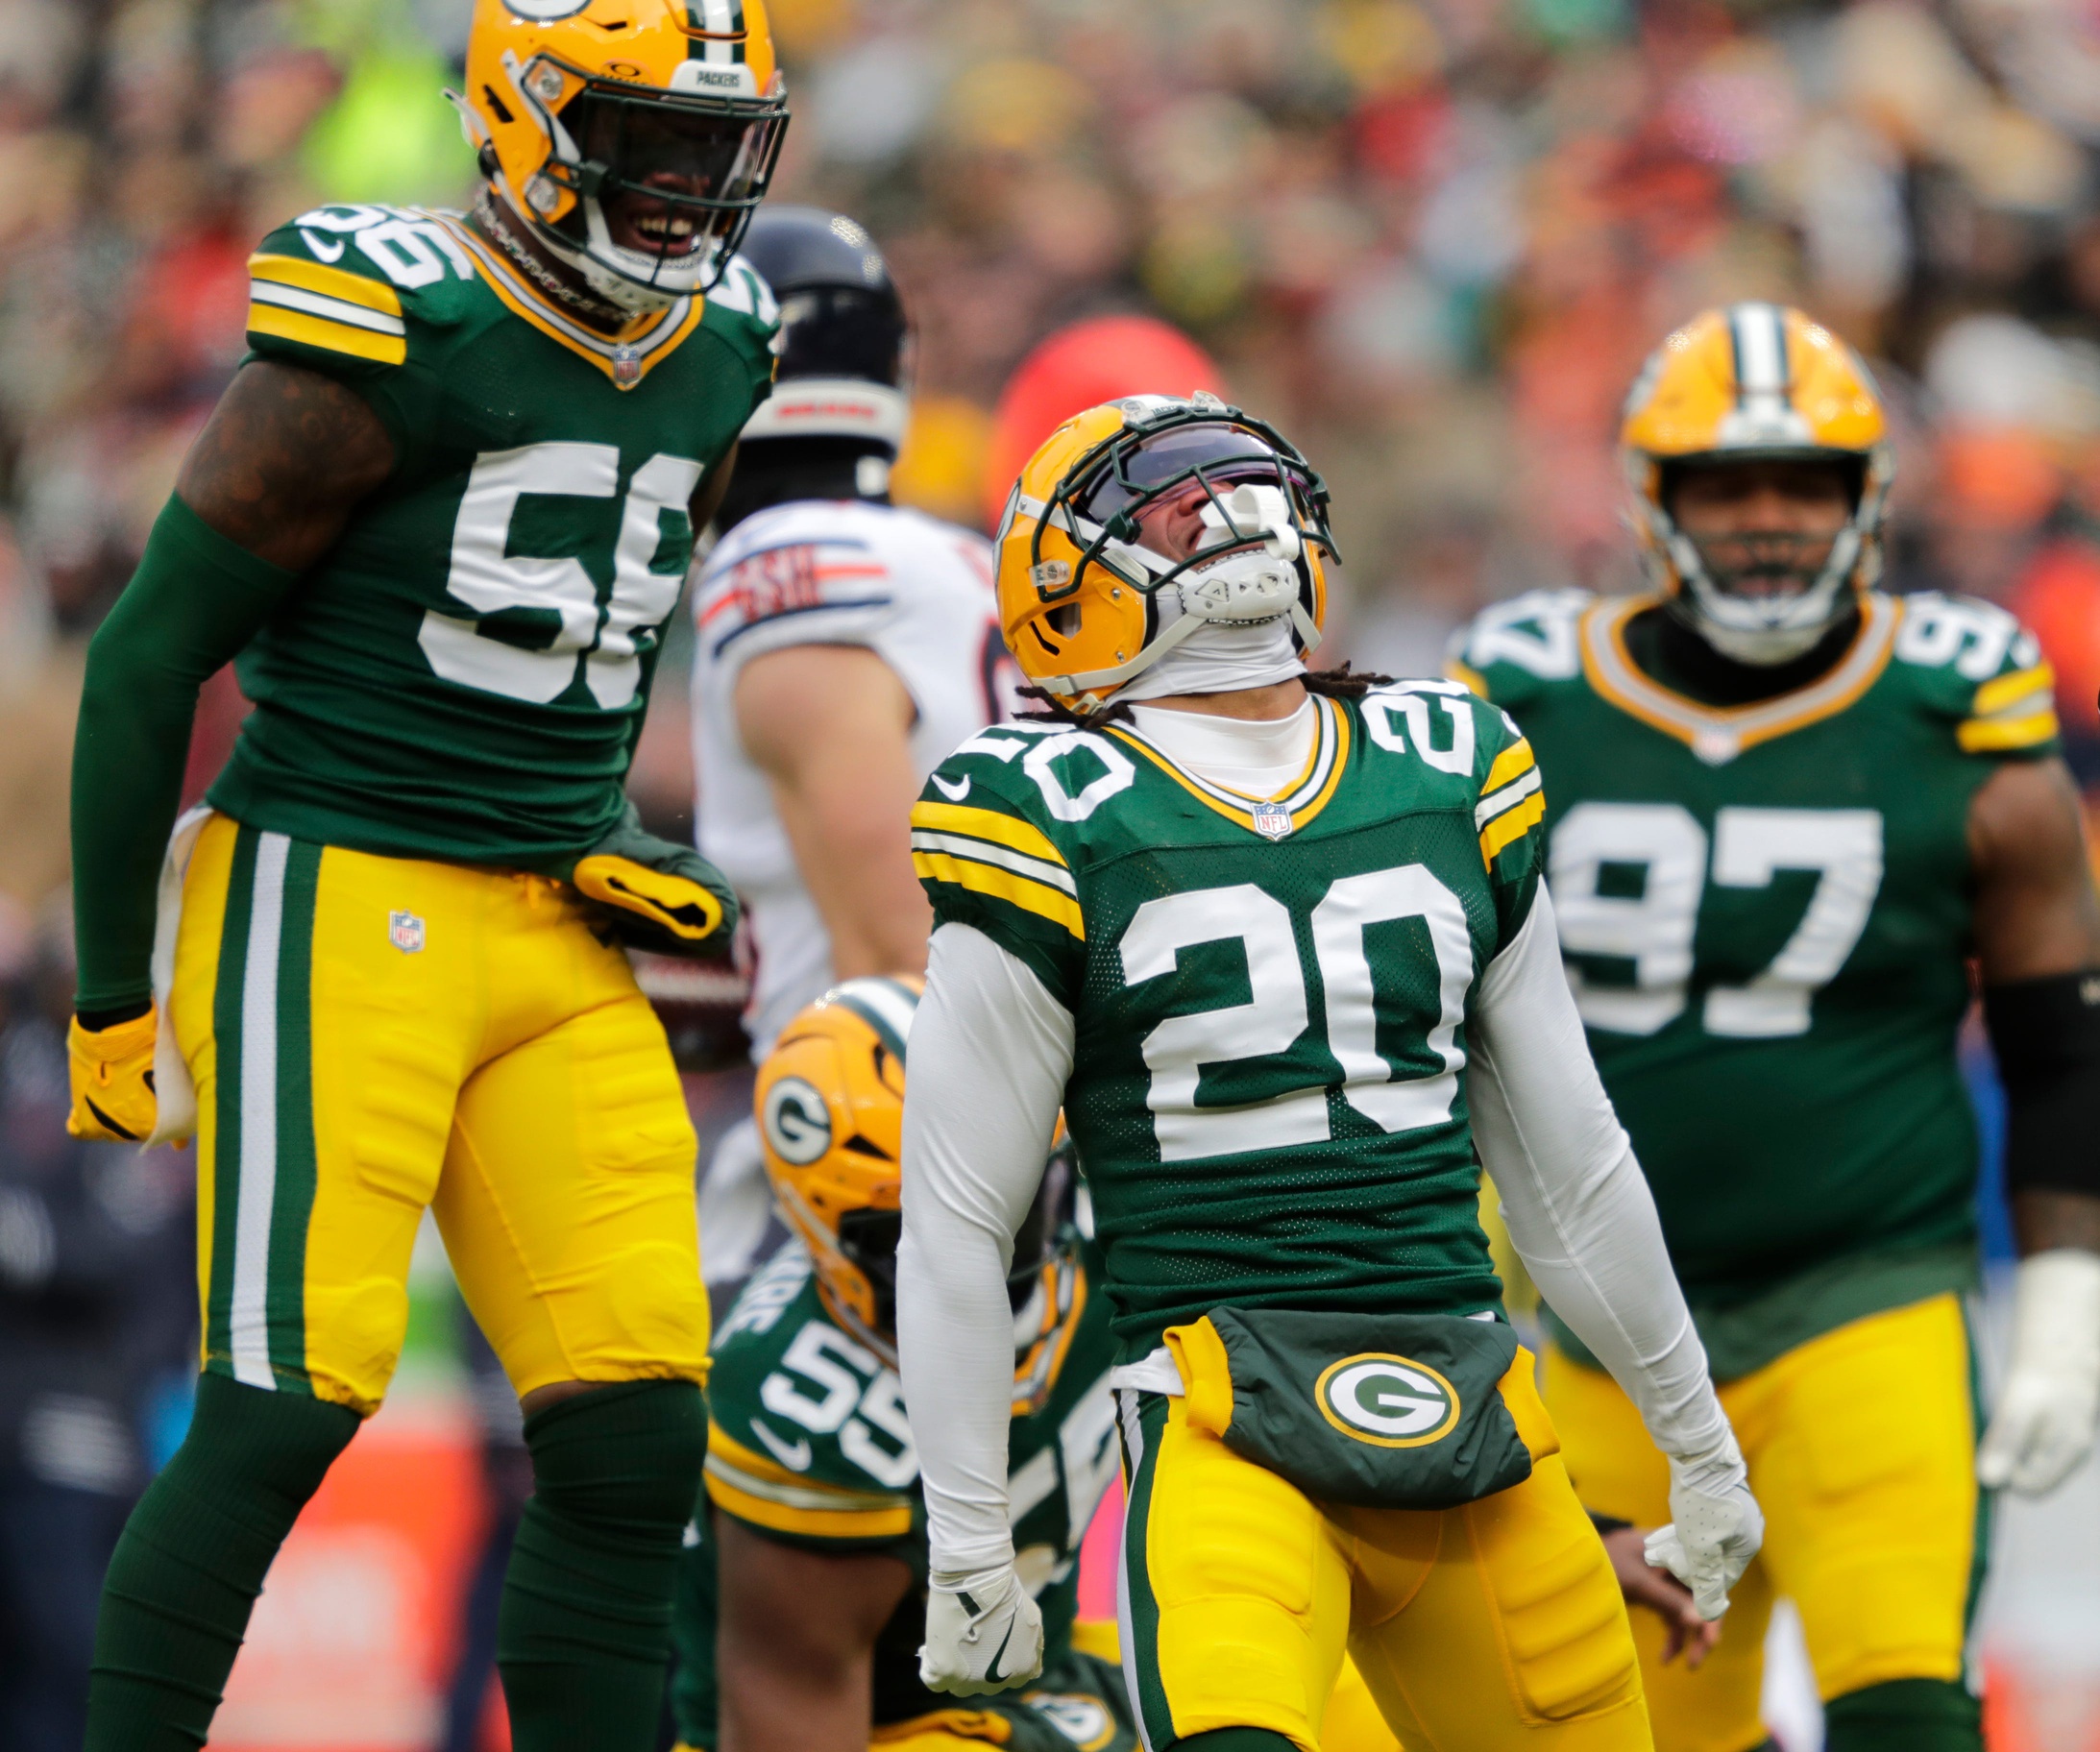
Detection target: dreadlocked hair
<box><xmin>1014</xmin><ymin>664</ymin><xmax>1397</xmax><ymax>730</ymax></box>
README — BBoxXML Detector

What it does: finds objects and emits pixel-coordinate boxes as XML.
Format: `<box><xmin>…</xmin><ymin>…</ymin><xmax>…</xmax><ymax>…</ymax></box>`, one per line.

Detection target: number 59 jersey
<box><xmin>912</xmin><ymin>686</ymin><xmax>1549</xmax><ymax>1365</ymax></box>
<box><xmin>208</xmin><ymin>204</ymin><xmax>779</xmax><ymax>870</ymax></box>
<box><xmin>1453</xmin><ymin>589</ymin><xmax>2060</xmax><ymax>1370</ymax></box>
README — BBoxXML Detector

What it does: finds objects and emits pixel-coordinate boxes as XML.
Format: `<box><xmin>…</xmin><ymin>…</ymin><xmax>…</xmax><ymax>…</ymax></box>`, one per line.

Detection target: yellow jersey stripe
<box><xmin>704</xmin><ymin>1431</ymin><xmax>909</xmax><ymax>1512</ymax></box>
<box><xmin>1482</xmin><ymin>737</ymin><xmax>1536</xmax><ymax>794</ymax></box>
<box><xmin>246</xmin><ymin>301</ymin><xmax>406</xmax><ymax>366</ymax></box>
<box><xmin>704</xmin><ymin>1472</ymin><xmax>915</xmax><ymax>1540</ymax></box>
<box><xmin>909</xmin><ymin>800</ymin><xmax>1066</xmax><ymax>868</ymax></box>
<box><xmin>1958</xmin><ymin>707</ymin><xmax>2059</xmax><ymax>753</ymax></box>
<box><xmin>911</xmin><ymin>831</ymin><xmax>1076</xmax><ymax>894</ymax></box>
<box><xmin>1475</xmin><ymin>766</ymin><xmax>1543</xmax><ymax>831</ymax></box>
<box><xmin>248</xmin><ymin>280</ymin><xmax>405</xmax><ymax>336</ymax></box>
<box><xmin>248</xmin><ymin>253</ymin><xmax>403</xmax><ymax>317</ymax></box>
<box><xmin>1479</xmin><ymin>791</ymin><xmax>1546</xmax><ymax>865</ymax></box>
<box><xmin>1448</xmin><ymin>658</ymin><xmax>1489</xmax><ymax>698</ymax></box>
<box><xmin>1971</xmin><ymin>662</ymin><xmax>2055</xmax><ymax>718</ymax></box>
<box><xmin>913</xmin><ymin>850</ymin><xmax>1085</xmax><ymax>939</ymax></box>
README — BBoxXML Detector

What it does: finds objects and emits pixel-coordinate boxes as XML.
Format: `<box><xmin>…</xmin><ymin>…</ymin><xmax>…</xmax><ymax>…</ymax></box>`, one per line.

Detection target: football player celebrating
<box><xmin>667</xmin><ymin>977</ymin><xmax>1135</xmax><ymax>1752</ymax></box>
<box><xmin>63</xmin><ymin>5</ymin><xmax>787</xmax><ymax>1748</ymax></box>
<box><xmin>893</xmin><ymin>393</ymin><xmax>1762</xmax><ymax>1750</ymax></box>
<box><xmin>1452</xmin><ymin>304</ymin><xmax>2100</xmax><ymax>1752</ymax></box>
<box><xmin>687</xmin><ymin>205</ymin><xmax>1013</xmax><ymax>1286</ymax></box>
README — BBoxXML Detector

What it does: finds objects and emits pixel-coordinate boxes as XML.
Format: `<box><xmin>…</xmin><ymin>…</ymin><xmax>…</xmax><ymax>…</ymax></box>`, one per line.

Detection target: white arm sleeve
<box><xmin>1469</xmin><ymin>884</ymin><xmax>1731</xmax><ymax>1463</ymax></box>
<box><xmin>897</xmin><ymin>921</ymin><xmax>1076</xmax><ymax>1576</ymax></box>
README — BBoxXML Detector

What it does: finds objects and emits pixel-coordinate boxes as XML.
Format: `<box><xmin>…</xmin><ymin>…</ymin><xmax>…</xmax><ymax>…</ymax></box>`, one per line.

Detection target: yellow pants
<box><xmin>1115</xmin><ymin>1389</ymin><xmax>1649</xmax><ymax>1752</ymax></box>
<box><xmin>1545</xmin><ymin>1295</ymin><xmax>1985</xmax><ymax>1752</ymax></box>
<box><xmin>172</xmin><ymin>814</ymin><xmax>707</xmax><ymax>1412</ymax></box>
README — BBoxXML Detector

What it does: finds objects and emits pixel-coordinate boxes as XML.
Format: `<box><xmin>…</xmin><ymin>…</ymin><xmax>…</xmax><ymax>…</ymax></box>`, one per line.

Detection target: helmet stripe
<box><xmin>826</xmin><ymin>978</ymin><xmax>919</xmax><ymax>1062</ymax></box>
<box><xmin>1728</xmin><ymin>302</ymin><xmax>1790</xmax><ymax>415</ymax></box>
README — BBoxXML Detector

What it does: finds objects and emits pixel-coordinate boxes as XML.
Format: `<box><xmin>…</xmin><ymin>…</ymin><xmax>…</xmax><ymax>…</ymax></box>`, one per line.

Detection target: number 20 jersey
<box><xmin>912</xmin><ymin>685</ymin><xmax>1549</xmax><ymax>1365</ymax></box>
<box><xmin>1453</xmin><ymin>589</ymin><xmax>2060</xmax><ymax>1368</ymax></box>
<box><xmin>209</xmin><ymin>203</ymin><xmax>779</xmax><ymax>869</ymax></box>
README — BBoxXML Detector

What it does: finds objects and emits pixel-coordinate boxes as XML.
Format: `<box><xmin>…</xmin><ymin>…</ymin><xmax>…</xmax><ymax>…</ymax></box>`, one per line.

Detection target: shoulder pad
<box><xmin>1891</xmin><ymin>592</ymin><xmax>2060</xmax><ymax>756</ymax></box>
<box><xmin>695</xmin><ymin>510</ymin><xmax>902</xmax><ymax>668</ymax></box>
<box><xmin>1357</xmin><ymin>681</ymin><xmax>1541</xmax><ymax>864</ymax></box>
<box><xmin>708</xmin><ymin>253</ymin><xmax>782</xmax><ymax>328</ymax></box>
<box><xmin>913</xmin><ymin>724</ymin><xmax>1091</xmax><ymax>945</ymax></box>
<box><xmin>1450</xmin><ymin>588</ymin><xmax>1596</xmax><ymax>705</ymax></box>
<box><xmin>248</xmin><ymin>205</ymin><xmax>476</xmax><ymax>371</ymax></box>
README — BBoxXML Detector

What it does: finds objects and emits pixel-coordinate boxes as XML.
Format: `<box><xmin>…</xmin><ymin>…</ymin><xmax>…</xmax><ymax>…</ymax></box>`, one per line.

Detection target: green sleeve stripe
<box><xmin>914</xmin><ymin>849</ymin><xmax>1084</xmax><ymax>939</ymax></box>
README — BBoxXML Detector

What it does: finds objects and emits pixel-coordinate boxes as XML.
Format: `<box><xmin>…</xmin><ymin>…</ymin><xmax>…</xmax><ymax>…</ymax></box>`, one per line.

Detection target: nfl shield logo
<box><xmin>1252</xmin><ymin>802</ymin><xmax>1293</xmax><ymax>841</ymax></box>
<box><xmin>388</xmin><ymin>911</ymin><xmax>426</xmax><ymax>954</ymax></box>
<box><xmin>611</xmin><ymin>344</ymin><xmax>642</xmax><ymax>388</ymax></box>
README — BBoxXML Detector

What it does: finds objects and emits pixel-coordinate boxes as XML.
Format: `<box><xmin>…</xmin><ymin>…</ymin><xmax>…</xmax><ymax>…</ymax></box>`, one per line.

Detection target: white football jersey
<box><xmin>692</xmin><ymin>496</ymin><xmax>1016</xmax><ymax>1058</ymax></box>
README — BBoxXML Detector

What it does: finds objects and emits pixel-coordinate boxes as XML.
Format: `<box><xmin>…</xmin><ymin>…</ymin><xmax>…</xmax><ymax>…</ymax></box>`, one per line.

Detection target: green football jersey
<box><xmin>208</xmin><ymin>202</ymin><xmax>777</xmax><ymax>868</ymax></box>
<box><xmin>672</xmin><ymin>1236</ymin><xmax>1119</xmax><ymax>1740</ymax></box>
<box><xmin>911</xmin><ymin>687</ymin><xmax>1548</xmax><ymax>1364</ymax></box>
<box><xmin>1454</xmin><ymin>589</ymin><xmax>2060</xmax><ymax>1376</ymax></box>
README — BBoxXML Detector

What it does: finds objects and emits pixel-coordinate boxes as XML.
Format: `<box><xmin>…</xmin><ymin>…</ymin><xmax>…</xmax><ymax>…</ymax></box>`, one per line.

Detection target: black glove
<box><xmin>565</xmin><ymin>805</ymin><xmax>739</xmax><ymax>961</ymax></box>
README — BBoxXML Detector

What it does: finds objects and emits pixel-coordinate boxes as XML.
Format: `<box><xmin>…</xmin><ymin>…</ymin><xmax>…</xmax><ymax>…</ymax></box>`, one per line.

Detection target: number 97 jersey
<box><xmin>1452</xmin><ymin>588</ymin><xmax>2060</xmax><ymax>1366</ymax></box>
<box><xmin>210</xmin><ymin>203</ymin><xmax>779</xmax><ymax>871</ymax></box>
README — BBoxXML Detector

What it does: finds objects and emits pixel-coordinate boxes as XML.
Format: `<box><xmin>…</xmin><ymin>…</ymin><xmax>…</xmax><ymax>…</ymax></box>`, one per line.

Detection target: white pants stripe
<box><xmin>230</xmin><ymin>831</ymin><xmax>290</xmax><ymax>1390</ymax></box>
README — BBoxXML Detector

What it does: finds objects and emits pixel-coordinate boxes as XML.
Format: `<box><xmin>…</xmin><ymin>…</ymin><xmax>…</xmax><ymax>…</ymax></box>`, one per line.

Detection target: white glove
<box><xmin>1979</xmin><ymin>1249</ymin><xmax>2100</xmax><ymax>1497</ymax></box>
<box><xmin>1644</xmin><ymin>1431</ymin><xmax>1764</xmax><ymax>1621</ymax></box>
<box><xmin>919</xmin><ymin>1564</ymin><xmax>1044</xmax><ymax>1695</ymax></box>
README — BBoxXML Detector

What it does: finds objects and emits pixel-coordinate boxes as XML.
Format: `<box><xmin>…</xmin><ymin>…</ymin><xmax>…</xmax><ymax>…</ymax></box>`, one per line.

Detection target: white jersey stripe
<box><xmin>910</xmin><ymin>832</ymin><xmax>1079</xmax><ymax>895</ymax></box>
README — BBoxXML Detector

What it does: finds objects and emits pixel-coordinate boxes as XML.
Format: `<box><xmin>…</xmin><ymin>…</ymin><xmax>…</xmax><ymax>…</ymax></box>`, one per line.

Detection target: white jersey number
<box><xmin>1551</xmin><ymin>803</ymin><xmax>1884</xmax><ymax>1038</ymax></box>
<box><xmin>420</xmin><ymin>443</ymin><xmax>703</xmax><ymax>709</ymax></box>
<box><xmin>1117</xmin><ymin>866</ymin><xmax>1476</xmax><ymax>1163</ymax></box>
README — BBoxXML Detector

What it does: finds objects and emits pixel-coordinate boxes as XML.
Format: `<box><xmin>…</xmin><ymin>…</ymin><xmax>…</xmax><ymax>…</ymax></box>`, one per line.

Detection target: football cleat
<box><xmin>453</xmin><ymin>0</ymin><xmax>790</xmax><ymax>311</ymax></box>
<box><xmin>754</xmin><ymin>976</ymin><xmax>1084</xmax><ymax>1405</ymax></box>
<box><xmin>993</xmin><ymin>395</ymin><xmax>1337</xmax><ymax>713</ymax></box>
<box><xmin>67</xmin><ymin>1008</ymin><xmax>160</xmax><ymax>1143</ymax></box>
<box><xmin>1621</xmin><ymin>303</ymin><xmax>1893</xmax><ymax>665</ymax></box>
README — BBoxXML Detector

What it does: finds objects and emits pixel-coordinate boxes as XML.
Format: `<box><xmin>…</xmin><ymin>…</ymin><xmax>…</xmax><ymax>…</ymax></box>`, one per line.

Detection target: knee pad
<box><xmin>1822</xmin><ymin>1678</ymin><xmax>1981</xmax><ymax>1752</ymax></box>
<box><xmin>524</xmin><ymin>1379</ymin><xmax>708</xmax><ymax>1533</ymax></box>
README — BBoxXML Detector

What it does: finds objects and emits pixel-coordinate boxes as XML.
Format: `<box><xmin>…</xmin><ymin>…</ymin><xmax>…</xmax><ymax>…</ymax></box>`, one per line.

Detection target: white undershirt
<box><xmin>1125</xmin><ymin>698</ymin><xmax>1317</xmax><ymax>797</ymax></box>
<box><xmin>895</xmin><ymin>885</ymin><xmax>1729</xmax><ymax>1577</ymax></box>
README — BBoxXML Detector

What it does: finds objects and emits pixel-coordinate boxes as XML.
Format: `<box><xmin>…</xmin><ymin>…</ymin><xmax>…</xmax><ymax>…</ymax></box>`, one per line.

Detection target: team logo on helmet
<box><xmin>501</xmin><ymin>0</ymin><xmax>591</xmax><ymax>17</ymax></box>
<box><xmin>760</xmin><ymin>1075</ymin><xmax>832</xmax><ymax>1165</ymax></box>
<box><xmin>1314</xmin><ymin>1352</ymin><xmax>1461</xmax><ymax>1448</ymax></box>
<box><xmin>1023</xmin><ymin>1692</ymin><xmax>1116</xmax><ymax>1750</ymax></box>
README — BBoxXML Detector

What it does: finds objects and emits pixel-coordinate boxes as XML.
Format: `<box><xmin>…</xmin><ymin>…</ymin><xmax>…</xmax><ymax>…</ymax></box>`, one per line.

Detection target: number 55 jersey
<box><xmin>1453</xmin><ymin>587</ymin><xmax>2060</xmax><ymax>1375</ymax></box>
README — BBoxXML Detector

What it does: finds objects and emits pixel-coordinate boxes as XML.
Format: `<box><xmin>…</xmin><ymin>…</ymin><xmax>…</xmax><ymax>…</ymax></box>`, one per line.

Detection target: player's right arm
<box><xmin>734</xmin><ymin>644</ymin><xmax>933</xmax><ymax>977</ymax></box>
<box><xmin>714</xmin><ymin>1513</ymin><xmax>912</xmax><ymax>1752</ymax></box>
<box><xmin>65</xmin><ymin>356</ymin><xmax>394</xmax><ymax>1140</ymax></box>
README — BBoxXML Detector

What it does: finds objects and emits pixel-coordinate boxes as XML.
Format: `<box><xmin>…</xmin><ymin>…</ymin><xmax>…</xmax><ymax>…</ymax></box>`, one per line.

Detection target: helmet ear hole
<box><xmin>1048</xmin><ymin>603</ymin><xmax>1080</xmax><ymax>637</ymax></box>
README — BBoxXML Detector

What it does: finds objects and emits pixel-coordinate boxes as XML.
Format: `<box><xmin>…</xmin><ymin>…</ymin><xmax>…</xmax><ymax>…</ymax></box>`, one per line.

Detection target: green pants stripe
<box><xmin>1116</xmin><ymin>1389</ymin><xmax>1174</xmax><ymax>1752</ymax></box>
<box><xmin>206</xmin><ymin>824</ymin><xmax>323</xmax><ymax>1394</ymax></box>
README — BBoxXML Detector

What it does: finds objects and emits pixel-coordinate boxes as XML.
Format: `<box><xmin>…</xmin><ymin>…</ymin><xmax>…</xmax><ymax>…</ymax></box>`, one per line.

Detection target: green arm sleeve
<box><xmin>71</xmin><ymin>495</ymin><xmax>298</xmax><ymax>1013</ymax></box>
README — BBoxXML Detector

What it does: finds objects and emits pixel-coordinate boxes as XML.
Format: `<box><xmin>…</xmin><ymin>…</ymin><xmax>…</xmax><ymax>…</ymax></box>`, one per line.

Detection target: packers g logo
<box><xmin>1314</xmin><ymin>1352</ymin><xmax>1461</xmax><ymax>1448</ymax></box>
<box><xmin>501</xmin><ymin>0</ymin><xmax>593</xmax><ymax>18</ymax></box>
<box><xmin>1023</xmin><ymin>1692</ymin><xmax>1115</xmax><ymax>1751</ymax></box>
<box><xmin>761</xmin><ymin>1076</ymin><xmax>832</xmax><ymax>1165</ymax></box>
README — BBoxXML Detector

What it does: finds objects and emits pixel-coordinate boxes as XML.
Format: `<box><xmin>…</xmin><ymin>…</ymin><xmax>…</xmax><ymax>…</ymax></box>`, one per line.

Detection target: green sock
<box><xmin>497</xmin><ymin>1380</ymin><xmax>708</xmax><ymax>1752</ymax></box>
<box><xmin>86</xmin><ymin>1374</ymin><xmax>359</xmax><ymax>1751</ymax></box>
<box><xmin>1823</xmin><ymin>1677</ymin><xmax>1982</xmax><ymax>1752</ymax></box>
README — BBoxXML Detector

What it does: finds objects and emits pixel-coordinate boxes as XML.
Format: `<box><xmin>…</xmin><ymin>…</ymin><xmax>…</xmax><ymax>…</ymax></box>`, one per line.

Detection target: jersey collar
<box><xmin>1582</xmin><ymin>593</ymin><xmax>1900</xmax><ymax>764</ymax></box>
<box><xmin>436</xmin><ymin>213</ymin><xmax>704</xmax><ymax>389</ymax></box>
<box><xmin>1107</xmin><ymin>694</ymin><xmax>1351</xmax><ymax>835</ymax></box>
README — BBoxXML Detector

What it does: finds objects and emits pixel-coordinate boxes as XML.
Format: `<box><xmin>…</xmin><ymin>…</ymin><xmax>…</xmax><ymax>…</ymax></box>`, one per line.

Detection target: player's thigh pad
<box><xmin>172</xmin><ymin>817</ymin><xmax>487</xmax><ymax>1410</ymax></box>
<box><xmin>1116</xmin><ymin>1391</ymin><xmax>1353</xmax><ymax>1751</ymax></box>
<box><xmin>434</xmin><ymin>895</ymin><xmax>704</xmax><ymax>1398</ymax></box>
<box><xmin>1345</xmin><ymin>1454</ymin><xmax>1648</xmax><ymax>1751</ymax></box>
<box><xmin>1751</xmin><ymin>1295</ymin><xmax>1982</xmax><ymax>1700</ymax></box>
<box><xmin>1543</xmin><ymin>1349</ymin><xmax>1771</xmax><ymax>1752</ymax></box>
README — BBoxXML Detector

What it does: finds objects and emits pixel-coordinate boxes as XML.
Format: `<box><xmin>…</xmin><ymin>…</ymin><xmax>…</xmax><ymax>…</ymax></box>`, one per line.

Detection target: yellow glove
<box><xmin>568</xmin><ymin>806</ymin><xmax>739</xmax><ymax>961</ymax></box>
<box><xmin>67</xmin><ymin>1008</ymin><xmax>160</xmax><ymax>1143</ymax></box>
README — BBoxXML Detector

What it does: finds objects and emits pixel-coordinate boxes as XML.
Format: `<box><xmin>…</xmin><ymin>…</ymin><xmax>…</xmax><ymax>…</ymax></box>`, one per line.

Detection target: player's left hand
<box><xmin>1647</xmin><ymin>1434</ymin><xmax>1763</xmax><ymax>1621</ymax></box>
<box><xmin>67</xmin><ymin>1007</ymin><xmax>160</xmax><ymax>1142</ymax></box>
<box><xmin>920</xmin><ymin>1563</ymin><xmax>1043</xmax><ymax>1695</ymax></box>
<box><xmin>567</xmin><ymin>805</ymin><xmax>739</xmax><ymax>961</ymax></box>
<box><xmin>1979</xmin><ymin>1249</ymin><xmax>2100</xmax><ymax>1496</ymax></box>
<box><xmin>1599</xmin><ymin>1524</ymin><xmax>1722</xmax><ymax>1667</ymax></box>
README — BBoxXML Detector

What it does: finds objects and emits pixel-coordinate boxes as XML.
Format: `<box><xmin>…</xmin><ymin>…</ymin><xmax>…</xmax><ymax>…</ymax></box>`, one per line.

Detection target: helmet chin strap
<box><xmin>1661</xmin><ymin>513</ymin><xmax>1867</xmax><ymax>668</ymax></box>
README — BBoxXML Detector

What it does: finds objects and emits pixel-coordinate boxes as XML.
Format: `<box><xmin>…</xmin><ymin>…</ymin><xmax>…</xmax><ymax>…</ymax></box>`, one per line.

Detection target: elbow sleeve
<box><xmin>1984</xmin><ymin>971</ymin><xmax>2100</xmax><ymax>1201</ymax></box>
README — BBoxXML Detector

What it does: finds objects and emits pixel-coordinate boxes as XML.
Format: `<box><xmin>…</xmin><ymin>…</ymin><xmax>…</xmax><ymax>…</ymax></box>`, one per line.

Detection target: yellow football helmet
<box><xmin>456</xmin><ymin>0</ymin><xmax>788</xmax><ymax>311</ymax></box>
<box><xmin>754</xmin><ymin>976</ymin><xmax>1087</xmax><ymax>1409</ymax></box>
<box><xmin>993</xmin><ymin>393</ymin><xmax>1336</xmax><ymax>713</ymax></box>
<box><xmin>1622</xmin><ymin>302</ymin><xmax>1893</xmax><ymax>663</ymax></box>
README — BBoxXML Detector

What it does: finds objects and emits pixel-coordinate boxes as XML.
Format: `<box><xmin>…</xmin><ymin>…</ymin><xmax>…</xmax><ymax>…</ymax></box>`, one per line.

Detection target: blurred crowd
<box><xmin>3</xmin><ymin>0</ymin><xmax>2099</xmax><ymax>1738</ymax></box>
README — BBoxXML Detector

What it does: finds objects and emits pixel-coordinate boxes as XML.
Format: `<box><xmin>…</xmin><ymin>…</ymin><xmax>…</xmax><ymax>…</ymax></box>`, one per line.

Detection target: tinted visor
<box><xmin>1080</xmin><ymin>423</ymin><xmax>1313</xmax><ymax>525</ymax></box>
